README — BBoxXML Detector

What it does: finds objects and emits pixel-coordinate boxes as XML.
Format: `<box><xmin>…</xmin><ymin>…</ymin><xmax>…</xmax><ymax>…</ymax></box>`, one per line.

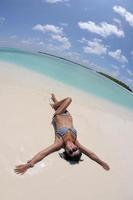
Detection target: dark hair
<box><xmin>59</xmin><ymin>150</ymin><xmax>83</xmax><ymax>164</ymax></box>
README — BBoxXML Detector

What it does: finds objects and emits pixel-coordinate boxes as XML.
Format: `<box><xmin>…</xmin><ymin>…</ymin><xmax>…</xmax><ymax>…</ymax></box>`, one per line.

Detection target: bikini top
<box><xmin>56</xmin><ymin>127</ymin><xmax>77</xmax><ymax>137</ymax></box>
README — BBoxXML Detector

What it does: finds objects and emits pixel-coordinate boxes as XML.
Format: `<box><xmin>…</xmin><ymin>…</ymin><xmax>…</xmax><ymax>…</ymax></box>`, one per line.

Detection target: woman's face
<box><xmin>65</xmin><ymin>141</ymin><xmax>79</xmax><ymax>156</ymax></box>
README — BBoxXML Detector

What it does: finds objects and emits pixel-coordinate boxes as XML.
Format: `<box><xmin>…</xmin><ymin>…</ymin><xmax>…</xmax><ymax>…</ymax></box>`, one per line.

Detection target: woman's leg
<box><xmin>51</xmin><ymin>94</ymin><xmax>68</xmax><ymax>110</ymax></box>
<box><xmin>51</xmin><ymin>94</ymin><xmax>72</xmax><ymax>115</ymax></box>
<box><xmin>54</xmin><ymin>97</ymin><xmax>72</xmax><ymax>115</ymax></box>
<box><xmin>51</xmin><ymin>93</ymin><xmax>58</xmax><ymax>104</ymax></box>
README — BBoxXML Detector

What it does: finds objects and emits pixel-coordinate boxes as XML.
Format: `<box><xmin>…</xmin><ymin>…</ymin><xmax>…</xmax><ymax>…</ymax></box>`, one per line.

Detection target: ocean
<box><xmin>0</xmin><ymin>48</ymin><xmax>133</xmax><ymax>109</ymax></box>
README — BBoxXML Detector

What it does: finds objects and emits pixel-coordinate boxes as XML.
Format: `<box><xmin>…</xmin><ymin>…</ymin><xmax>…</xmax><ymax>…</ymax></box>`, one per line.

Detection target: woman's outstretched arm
<box><xmin>75</xmin><ymin>140</ymin><xmax>110</xmax><ymax>171</ymax></box>
<box><xmin>14</xmin><ymin>141</ymin><xmax>63</xmax><ymax>175</ymax></box>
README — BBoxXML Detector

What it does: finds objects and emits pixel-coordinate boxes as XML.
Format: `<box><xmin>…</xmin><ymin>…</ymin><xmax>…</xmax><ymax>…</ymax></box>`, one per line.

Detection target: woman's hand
<box><xmin>14</xmin><ymin>163</ymin><xmax>30</xmax><ymax>175</ymax></box>
<box><xmin>102</xmin><ymin>162</ymin><xmax>110</xmax><ymax>171</ymax></box>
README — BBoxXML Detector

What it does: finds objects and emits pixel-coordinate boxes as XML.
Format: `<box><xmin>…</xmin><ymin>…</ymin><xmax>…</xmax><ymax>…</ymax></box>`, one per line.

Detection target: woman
<box><xmin>14</xmin><ymin>94</ymin><xmax>110</xmax><ymax>175</ymax></box>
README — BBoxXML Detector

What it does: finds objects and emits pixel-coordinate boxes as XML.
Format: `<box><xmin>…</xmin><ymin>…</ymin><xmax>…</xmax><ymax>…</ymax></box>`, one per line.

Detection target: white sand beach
<box><xmin>0</xmin><ymin>61</ymin><xmax>133</xmax><ymax>200</ymax></box>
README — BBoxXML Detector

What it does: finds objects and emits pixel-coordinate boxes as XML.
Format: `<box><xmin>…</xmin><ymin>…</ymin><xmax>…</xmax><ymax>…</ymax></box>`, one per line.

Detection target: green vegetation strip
<box><xmin>98</xmin><ymin>72</ymin><xmax>132</xmax><ymax>93</ymax></box>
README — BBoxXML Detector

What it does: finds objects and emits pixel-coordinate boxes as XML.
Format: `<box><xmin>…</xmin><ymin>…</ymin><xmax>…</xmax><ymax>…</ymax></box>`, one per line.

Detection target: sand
<box><xmin>0</xmin><ymin>61</ymin><xmax>133</xmax><ymax>200</ymax></box>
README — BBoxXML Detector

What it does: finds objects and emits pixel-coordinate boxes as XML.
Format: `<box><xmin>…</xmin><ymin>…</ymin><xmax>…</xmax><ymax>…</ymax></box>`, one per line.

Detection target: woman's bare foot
<box><xmin>50</xmin><ymin>103</ymin><xmax>54</xmax><ymax>108</ymax></box>
<box><xmin>51</xmin><ymin>93</ymin><xmax>57</xmax><ymax>103</ymax></box>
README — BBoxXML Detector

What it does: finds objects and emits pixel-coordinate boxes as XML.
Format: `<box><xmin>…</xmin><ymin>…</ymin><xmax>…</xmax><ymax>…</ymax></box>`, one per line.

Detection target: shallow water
<box><xmin>0</xmin><ymin>48</ymin><xmax>133</xmax><ymax>109</ymax></box>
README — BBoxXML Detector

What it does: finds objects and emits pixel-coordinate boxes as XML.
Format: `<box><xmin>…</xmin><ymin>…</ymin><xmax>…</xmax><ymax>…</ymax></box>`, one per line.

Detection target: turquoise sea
<box><xmin>0</xmin><ymin>48</ymin><xmax>133</xmax><ymax>109</ymax></box>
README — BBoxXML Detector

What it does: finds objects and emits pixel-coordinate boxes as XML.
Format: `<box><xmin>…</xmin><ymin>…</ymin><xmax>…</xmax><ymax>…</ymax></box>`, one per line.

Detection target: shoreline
<box><xmin>1</xmin><ymin>47</ymin><xmax>132</xmax><ymax>93</ymax></box>
<box><xmin>0</xmin><ymin>60</ymin><xmax>132</xmax><ymax>114</ymax></box>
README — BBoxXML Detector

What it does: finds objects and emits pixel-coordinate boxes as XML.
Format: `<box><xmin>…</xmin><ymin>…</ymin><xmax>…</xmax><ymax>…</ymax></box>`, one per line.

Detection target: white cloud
<box><xmin>33</xmin><ymin>24</ymin><xmax>63</xmax><ymax>35</ymax></box>
<box><xmin>82</xmin><ymin>59</ymin><xmax>90</xmax><ymax>65</ymax></box>
<box><xmin>0</xmin><ymin>17</ymin><xmax>5</xmax><ymax>24</ymax></box>
<box><xmin>51</xmin><ymin>34</ymin><xmax>71</xmax><ymax>49</ymax></box>
<box><xmin>127</xmin><ymin>69</ymin><xmax>133</xmax><ymax>76</ymax></box>
<box><xmin>33</xmin><ymin>24</ymin><xmax>71</xmax><ymax>50</ymax></box>
<box><xmin>113</xmin><ymin>18</ymin><xmax>122</xmax><ymax>26</ymax></box>
<box><xmin>113</xmin><ymin>5</ymin><xmax>133</xmax><ymax>26</ymax></box>
<box><xmin>21</xmin><ymin>38</ymin><xmax>36</xmax><ymax>45</ymax></box>
<box><xmin>21</xmin><ymin>39</ymin><xmax>34</xmax><ymax>45</ymax></box>
<box><xmin>78</xmin><ymin>21</ymin><xmax>124</xmax><ymax>38</ymax></box>
<box><xmin>38</xmin><ymin>41</ymin><xmax>44</xmax><ymax>45</ymax></box>
<box><xmin>64</xmin><ymin>51</ymin><xmax>81</xmax><ymax>62</ymax></box>
<box><xmin>78</xmin><ymin>37</ymin><xmax>88</xmax><ymax>44</ymax></box>
<box><xmin>44</xmin><ymin>0</ymin><xmax>69</xmax><ymax>3</ymax></box>
<box><xmin>82</xmin><ymin>38</ymin><xmax>107</xmax><ymax>55</ymax></box>
<box><xmin>44</xmin><ymin>43</ymin><xmax>69</xmax><ymax>53</ymax></box>
<box><xmin>111</xmin><ymin>64</ymin><xmax>119</xmax><ymax>70</ymax></box>
<box><xmin>108</xmin><ymin>49</ymin><xmax>128</xmax><ymax>63</ymax></box>
<box><xmin>59</xmin><ymin>22</ymin><xmax>68</xmax><ymax>27</ymax></box>
<box><xmin>62</xmin><ymin>52</ymin><xmax>94</xmax><ymax>68</ymax></box>
<box><xmin>110</xmin><ymin>69</ymin><xmax>120</xmax><ymax>78</ymax></box>
<box><xmin>21</xmin><ymin>38</ymin><xmax>44</xmax><ymax>46</ymax></box>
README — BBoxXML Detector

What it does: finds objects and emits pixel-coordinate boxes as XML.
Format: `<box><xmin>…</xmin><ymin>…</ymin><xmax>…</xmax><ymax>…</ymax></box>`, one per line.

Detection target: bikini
<box><xmin>56</xmin><ymin>127</ymin><xmax>77</xmax><ymax>138</ymax></box>
<box><xmin>52</xmin><ymin>111</ymin><xmax>77</xmax><ymax>138</ymax></box>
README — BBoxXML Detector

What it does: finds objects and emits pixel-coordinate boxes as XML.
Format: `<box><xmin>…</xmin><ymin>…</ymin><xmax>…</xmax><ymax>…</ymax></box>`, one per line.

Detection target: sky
<box><xmin>0</xmin><ymin>0</ymin><xmax>133</xmax><ymax>89</ymax></box>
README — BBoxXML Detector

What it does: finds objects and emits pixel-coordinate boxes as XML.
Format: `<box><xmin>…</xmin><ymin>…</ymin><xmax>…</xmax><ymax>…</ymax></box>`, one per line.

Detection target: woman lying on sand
<box><xmin>14</xmin><ymin>94</ymin><xmax>110</xmax><ymax>175</ymax></box>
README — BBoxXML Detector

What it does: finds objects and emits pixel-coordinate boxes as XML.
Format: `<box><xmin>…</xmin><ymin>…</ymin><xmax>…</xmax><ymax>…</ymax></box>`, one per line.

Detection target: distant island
<box><xmin>38</xmin><ymin>51</ymin><xmax>132</xmax><ymax>93</ymax></box>
<box><xmin>98</xmin><ymin>72</ymin><xmax>132</xmax><ymax>93</ymax></box>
